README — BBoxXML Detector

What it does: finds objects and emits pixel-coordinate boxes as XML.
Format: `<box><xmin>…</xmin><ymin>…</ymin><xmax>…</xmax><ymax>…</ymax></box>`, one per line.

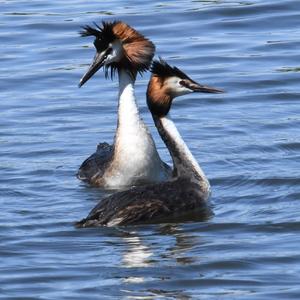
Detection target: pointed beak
<box><xmin>182</xmin><ymin>79</ymin><xmax>224</xmax><ymax>94</ymax></box>
<box><xmin>79</xmin><ymin>51</ymin><xmax>106</xmax><ymax>88</ymax></box>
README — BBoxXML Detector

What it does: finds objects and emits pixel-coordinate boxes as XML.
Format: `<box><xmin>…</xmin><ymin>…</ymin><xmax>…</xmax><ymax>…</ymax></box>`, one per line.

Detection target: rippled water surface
<box><xmin>1</xmin><ymin>0</ymin><xmax>300</xmax><ymax>299</ymax></box>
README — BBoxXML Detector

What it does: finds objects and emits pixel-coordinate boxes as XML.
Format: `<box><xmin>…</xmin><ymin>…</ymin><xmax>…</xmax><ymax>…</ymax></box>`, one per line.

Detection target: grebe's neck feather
<box><xmin>154</xmin><ymin>115</ymin><xmax>210</xmax><ymax>192</ymax></box>
<box><xmin>117</xmin><ymin>69</ymin><xmax>139</xmax><ymax>127</ymax></box>
<box><xmin>105</xmin><ymin>69</ymin><xmax>167</xmax><ymax>187</ymax></box>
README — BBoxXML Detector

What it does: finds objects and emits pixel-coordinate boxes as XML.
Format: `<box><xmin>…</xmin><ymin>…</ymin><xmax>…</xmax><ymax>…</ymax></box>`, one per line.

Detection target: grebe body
<box><xmin>77</xmin><ymin>21</ymin><xmax>171</xmax><ymax>189</ymax></box>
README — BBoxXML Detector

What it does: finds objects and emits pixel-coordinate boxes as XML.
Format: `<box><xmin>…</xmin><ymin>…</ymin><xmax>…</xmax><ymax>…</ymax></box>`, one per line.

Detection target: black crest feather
<box><xmin>79</xmin><ymin>21</ymin><xmax>120</xmax><ymax>79</ymax></box>
<box><xmin>151</xmin><ymin>58</ymin><xmax>192</xmax><ymax>80</ymax></box>
<box><xmin>80</xmin><ymin>21</ymin><xmax>118</xmax><ymax>41</ymax></box>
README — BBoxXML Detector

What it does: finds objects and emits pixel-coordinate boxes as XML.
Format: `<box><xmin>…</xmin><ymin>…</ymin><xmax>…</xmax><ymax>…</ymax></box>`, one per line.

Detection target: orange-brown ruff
<box><xmin>111</xmin><ymin>22</ymin><xmax>155</xmax><ymax>75</ymax></box>
<box><xmin>76</xmin><ymin>59</ymin><xmax>223</xmax><ymax>227</ymax></box>
<box><xmin>147</xmin><ymin>76</ymin><xmax>172</xmax><ymax>115</ymax></box>
<box><xmin>77</xmin><ymin>22</ymin><xmax>171</xmax><ymax>188</ymax></box>
<box><xmin>80</xmin><ymin>21</ymin><xmax>155</xmax><ymax>78</ymax></box>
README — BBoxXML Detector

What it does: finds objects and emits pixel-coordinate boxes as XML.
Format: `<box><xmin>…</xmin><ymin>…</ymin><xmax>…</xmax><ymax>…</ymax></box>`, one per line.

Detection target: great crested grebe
<box><xmin>77</xmin><ymin>21</ymin><xmax>171</xmax><ymax>188</ymax></box>
<box><xmin>76</xmin><ymin>59</ymin><xmax>223</xmax><ymax>227</ymax></box>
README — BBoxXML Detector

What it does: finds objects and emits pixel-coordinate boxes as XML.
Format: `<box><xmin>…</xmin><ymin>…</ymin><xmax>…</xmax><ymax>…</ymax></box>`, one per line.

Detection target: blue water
<box><xmin>1</xmin><ymin>0</ymin><xmax>300</xmax><ymax>299</ymax></box>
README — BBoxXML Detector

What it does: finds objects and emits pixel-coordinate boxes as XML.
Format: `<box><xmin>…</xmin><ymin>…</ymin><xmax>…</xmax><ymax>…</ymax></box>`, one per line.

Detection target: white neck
<box><xmin>156</xmin><ymin>115</ymin><xmax>210</xmax><ymax>190</ymax></box>
<box><xmin>107</xmin><ymin>69</ymin><xmax>166</xmax><ymax>186</ymax></box>
<box><xmin>117</xmin><ymin>69</ymin><xmax>139</xmax><ymax>124</ymax></box>
<box><xmin>115</xmin><ymin>69</ymin><xmax>144</xmax><ymax>141</ymax></box>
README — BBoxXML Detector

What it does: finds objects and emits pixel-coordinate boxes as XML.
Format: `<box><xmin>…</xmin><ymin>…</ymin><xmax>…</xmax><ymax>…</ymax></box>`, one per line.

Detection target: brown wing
<box><xmin>76</xmin><ymin>178</ymin><xmax>210</xmax><ymax>227</ymax></box>
<box><xmin>76</xmin><ymin>142</ymin><xmax>114</xmax><ymax>184</ymax></box>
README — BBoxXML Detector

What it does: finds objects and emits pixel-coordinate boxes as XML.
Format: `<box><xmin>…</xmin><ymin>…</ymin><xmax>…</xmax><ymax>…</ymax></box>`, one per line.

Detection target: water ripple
<box><xmin>1</xmin><ymin>0</ymin><xmax>300</xmax><ymax>299</ymax></box>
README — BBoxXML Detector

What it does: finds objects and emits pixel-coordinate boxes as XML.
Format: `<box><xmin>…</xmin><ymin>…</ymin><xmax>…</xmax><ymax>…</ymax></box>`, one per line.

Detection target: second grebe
<box><xmin>76</xmin><ymin>59</ymin><xmax>223</xmax><ymax>227</ymax></box>
<box><xmin>77</xmin><ymin>21</ymin><xmax>171</xmax><ymax>188</ymax></box>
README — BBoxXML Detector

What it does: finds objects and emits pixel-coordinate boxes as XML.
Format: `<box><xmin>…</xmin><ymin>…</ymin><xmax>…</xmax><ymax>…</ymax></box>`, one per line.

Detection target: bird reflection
<box><xmin>116</xmin><ymin>222</ymin><xmax>206</xmax><ymax>299</ymax></box>
<box><xmin>157</xmin><ymin>224</ymin><xmax>199</xmax><ymax>265</ymax></box>
<box><xmin>122</xmin><ymin>233</ymin><xmax>153</xmax><ymax>269</ymax></box>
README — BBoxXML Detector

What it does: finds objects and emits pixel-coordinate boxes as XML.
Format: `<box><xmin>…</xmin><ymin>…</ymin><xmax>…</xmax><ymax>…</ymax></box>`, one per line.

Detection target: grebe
<box><xmin>76</xmin><ymin>59</ymin><xmax>223</xmax><ymax>227</ymax></box>
<box><xmin>77</xmin><ymin>21</ymin><xmax>171</xmax><ymax>188</ymax></box>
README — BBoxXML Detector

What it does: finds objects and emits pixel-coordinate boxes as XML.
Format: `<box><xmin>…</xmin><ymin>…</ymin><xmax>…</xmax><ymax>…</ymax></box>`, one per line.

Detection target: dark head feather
<box><xmin>151</xmin><ymin>58</ymin><xmax>193</xmax><ymax>81</ymax></box>
<box><xmin>79</xmin><ymin>20</ymin><xmax>155</xmax><ymax>79</ymax></box>
<box><xmin>80</xmin><ymin>21</ymin><xmax>116</xmax><ymax>40</ymax></box>
<box><xmin>148</xmin><ymin>58</ymin><xmax>194</xmax><ymax>117</ymax></box>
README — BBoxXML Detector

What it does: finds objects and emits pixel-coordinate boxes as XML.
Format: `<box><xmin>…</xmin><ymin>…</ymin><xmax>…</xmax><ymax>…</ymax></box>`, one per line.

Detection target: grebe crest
<box><xmin>79</xmin><ymin>21</ymin><xmax>155</xmax><ymax>86</ymax></box>
<box><xmin>147</xmin><ymin>58</ymin><xmax>224</xmax><ymax>117</ymax></box>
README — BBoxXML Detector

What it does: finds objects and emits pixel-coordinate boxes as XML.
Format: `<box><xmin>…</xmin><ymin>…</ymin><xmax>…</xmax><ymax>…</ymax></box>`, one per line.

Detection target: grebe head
<box><xmin>79</xmin><ymin>21</ymin><xmax>155</xmax><ymax>87</ymax></box>
<box><xmin>147</xmin><ymin>58</ymin><xmax>223</xmax><ymax>117</ymax></box>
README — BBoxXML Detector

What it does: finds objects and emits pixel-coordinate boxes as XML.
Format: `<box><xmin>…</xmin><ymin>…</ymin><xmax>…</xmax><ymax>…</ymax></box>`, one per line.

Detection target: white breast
<box><xmin>103</xmin><ymin>70</ymin><xmax>169</xmax><ymax>188</ymax></box>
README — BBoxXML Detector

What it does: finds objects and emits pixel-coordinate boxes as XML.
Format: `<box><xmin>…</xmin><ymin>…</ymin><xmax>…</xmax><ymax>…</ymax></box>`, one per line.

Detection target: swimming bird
<box><xmin>77</xmin><ymin>21</ymin><xmax>171</xmax><ymax>188</ymax></box>
<box><xmin>76</xmin><ymin>58</ymin><xmax>223</xmax><ymax>227</ymax></box>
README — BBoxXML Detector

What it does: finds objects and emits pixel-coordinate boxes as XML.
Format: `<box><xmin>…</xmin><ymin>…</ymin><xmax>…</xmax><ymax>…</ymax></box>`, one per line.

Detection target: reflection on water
<box><xmin>157</xmin><ymin>225</ymin><xmax>198</xmax><ymax>265</ymax></box>
<box><xmin>121</xmin><ymin>224</ymin><xmax>199</xmax><ymax>270</ymax></box>
<box><xmin>122</xmin><ymin>234</ymin><xmax>153</xmax><ymax>269</ymax></box>
<box><xmin>119</xmin><ymin>225</ymin><xmax>196</xmax><ymax>299</ymax></box>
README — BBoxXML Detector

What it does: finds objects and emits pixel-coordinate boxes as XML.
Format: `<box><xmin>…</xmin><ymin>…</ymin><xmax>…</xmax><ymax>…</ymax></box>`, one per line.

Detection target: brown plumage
<box><xmin>147</xmin><ymin>74</ymin><xmax>172</xmax><ymax>117</ymax></box>
<box><xmin>112</xmin><ymin>22</ymin><xmax>155</xmax><ymax>74</ymax></box>
<box><xmin>76</xmin><ymin>178</ymin><xmax>211</xmax><ymax>227</ymax></box>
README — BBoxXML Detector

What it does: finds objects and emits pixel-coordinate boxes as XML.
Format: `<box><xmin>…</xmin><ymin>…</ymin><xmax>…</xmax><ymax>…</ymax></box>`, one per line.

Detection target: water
<box><xmin>1</xmin><ymin>0</ymin><xmax>300</xmax><ymax>299</ymax></box>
